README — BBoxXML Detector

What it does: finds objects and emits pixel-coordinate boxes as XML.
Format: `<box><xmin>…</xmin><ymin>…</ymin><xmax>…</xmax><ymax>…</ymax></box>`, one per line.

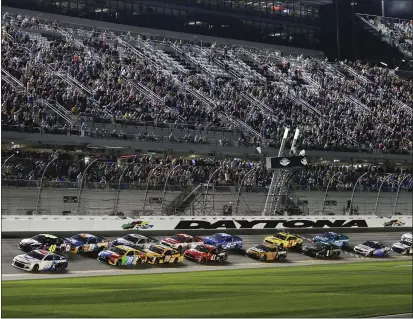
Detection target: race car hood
<box><xmin>392</xmin><ymin>242</ymin><xmax>410</xmax><ymax>250</ymax></box>
<box><xmin>20</xmin><ymin>238</ymin><xmax>40</xmax><ymax>246</ymax></box>
<box><xmin>144</xmin><ymin>249</ymin><xmax>162</xmax><ymax>257</ymax></box>
<box><xmin>354</xmin><ymin>244</ymin><xmax>375</xmax><ymax>252</ymax></box>
<box><xmin>112</xmin><ymin>238</ymin><xmax>132</xmax><ymax>246</ymax></box>
<box><xmin>14</xmin><ymin>254</ymin><xmax>41</xmax><ymax>263</ymax></box>
<box><xmin>203</xmin><ymin>237</ymin><xmax>219</xmax><ymax>245</ymax></box>
<box><xmin>247</xmin><ymin>247</ymin><xmax>265</xmax><ymax>254</ymax></box>
<box><xmin>162</xmin><ymin>238</ymin><xmax>181</xmax><ymax>245</ymax></box>
<box><xmin>98</xmin><ymin>250</ymin><xmax>121</xmax><ymax>259</ymax></box>
<box><xmin>185</xmin><ymin>249</ymin><xmax>203</xmax><ymax>257</ymax></box>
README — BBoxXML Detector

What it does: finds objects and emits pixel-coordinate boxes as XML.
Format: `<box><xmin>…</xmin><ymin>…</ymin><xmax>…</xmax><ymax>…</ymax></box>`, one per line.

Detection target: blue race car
<box><xmin>203</xmin><ymin>233</ymin><xmax>243</xmax><ymax>249</ymax></box>
<box><xmin>312</xmin><ymin>232</ymin><xmax>349</xmax><ymax>247</ymax></box>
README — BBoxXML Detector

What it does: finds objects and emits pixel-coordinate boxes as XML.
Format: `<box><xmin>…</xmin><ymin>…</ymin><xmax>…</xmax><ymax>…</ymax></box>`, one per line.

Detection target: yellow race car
<box><xmin>144</xmin><ymin>244</ymin><xmax>184</xmax><ymax>265</ymax></box>
<box><xmin>97</xmin><ymin>245</ymin><xmax>147</xmax><ymax>266</ymax></box>
<box><xmin>246</xmin><ymin>244</ymin><xmax>287</xmax><ymax>261</ymax></box>
<box><xmin>263</xmin><ymin>232</ymin><xmax>303</xmax><ymax>249</ymax></box>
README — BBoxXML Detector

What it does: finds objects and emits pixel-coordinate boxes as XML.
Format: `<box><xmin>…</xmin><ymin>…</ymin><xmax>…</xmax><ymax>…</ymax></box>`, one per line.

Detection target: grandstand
<box><xmin>1</xmin><ymin>7</ymin><xmax>412</xmax><ymax>218</ymax></box>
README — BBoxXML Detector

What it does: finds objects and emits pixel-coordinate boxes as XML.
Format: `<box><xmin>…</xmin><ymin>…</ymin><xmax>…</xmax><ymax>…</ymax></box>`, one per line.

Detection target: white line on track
<box><xmin>2</xmin><ymin>256</ymin><xmax>411</xmax><ymax>281</ymax></box>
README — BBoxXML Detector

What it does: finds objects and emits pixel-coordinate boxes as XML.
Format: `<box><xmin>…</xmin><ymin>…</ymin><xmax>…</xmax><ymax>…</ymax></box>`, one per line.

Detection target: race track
<box><xmin>2</xmin><ymin>231</ymin><xmax>411</xmax><ymax>281</ymax></box>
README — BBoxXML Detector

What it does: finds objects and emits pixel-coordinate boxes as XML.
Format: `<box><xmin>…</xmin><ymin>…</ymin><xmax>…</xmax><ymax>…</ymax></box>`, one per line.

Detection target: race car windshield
<box><xmin>273</xmin><ymin>234</ymin><xmax>286</xmax><ymax>240</ymax></box>
<box><xmin>401</xmin><ymin>240</ymin><xmax>412</xmax><ymax>246</ymax></box>
<box><xmin>364</xmin><ymin>241</ymin><xmax>380</xmax><ymax>248</ymax></box>
<box><xmin>149</xmin><ymin>246</ymin><xmax>164</xmax><ymax>254</ymax></box>
<box><xmin>123</xmin><ymin>235</ymin><xmax>140</xmax><ymax>243</ymax></box>
<box><xmin>255</xmin><ymin>245</ymin><xmax>270</xmax><ymax>251</ymax></box>
<box><xmin>72</xmin><ymin>235</ymin><xmax>89</xmax><ymax>243</ymax></box>
<box><xmin>31</xmin><ymin>235</ymin><xmax>47</xmax><ymax>243</ymax></box>
<box><xmin>195</xmin><ymin>245</ymin><xmax>209</xmax><ymax>253</ymax></box>
<box><xmin>169</xmin><ymin>235</ymin><xmax>184</xmax><ymax>242</ymax></box>
<box><xmin>27</xmin><ymin>251</ymin><xmax>46</xmax><ymax>260</ymax></box>
<box><xmin>110</xmin><ymin>247</ymin><xmax>127</xmax><ymax>255</ymax></box>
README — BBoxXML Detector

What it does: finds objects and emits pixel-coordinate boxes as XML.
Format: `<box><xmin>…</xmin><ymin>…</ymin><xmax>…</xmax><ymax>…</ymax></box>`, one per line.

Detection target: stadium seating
<box><xmin>1</xmin><ymin>12</ymin><xmax>412</xmax><ymax>155</ymax></box>
<box><xmin>2</xmin><ymin>149</ymin><xmax>412</xmax><ymax>191</ymax></box>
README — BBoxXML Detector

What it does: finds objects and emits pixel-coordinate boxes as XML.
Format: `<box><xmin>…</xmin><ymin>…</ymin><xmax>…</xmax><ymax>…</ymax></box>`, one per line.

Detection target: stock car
<box><xmin>66</xmin><ymin>233</ymin><xmax>109</xmax><ymax>253</ymax></box>
<box><xmin>97</xmin><ymin>245</ymin><xmax>147</xmax><ymax>266</ymax></box>
<box><xmin>301</xmin><ymin>242</ymin><xmax>341</xmax><ymax>258</ymax></box>
<box><xmin>383</xmin><ymin>220</ymin><xmax>405</xmax><ymax>227</ymax></box>
<box><xmin>246</xmin><ymin>244</ymin><xmax>287</xmax><ymax>261</ymax></box>
<box><xmin>160</xmin><ymin>233</ymin><xmax>204</xmax><ymax>252</ymax></box>
<box><xmin>18</xmin><ymin>234</ymin><xmax>71</xmax><ymax>254</ymax></box>
<box><xmin>263</xmin><ymin>232</ymin><xmax>303</xmax><ymax>249</ymax></box>
<box><xmin>184</xmin><ymin>244</ymin><xmax>228</xmax><ymax>263</ymax></box>
<box><xmin>144</xmin><ymin>244</ymin><xmax>184</xmax><ymax>264</ymax></box>
<box><xmin>401</xmin><ymin>232</ymin><xmax>412</xmax><ymax>244</ymax></box>
<box><xmin>12</xmin><ymin>249</ymin><xmax>68</xmax><ymax>272</ymax></box>
<box><xmin>391</xmin><ymin>233</ymin><xmax>413</xmax><ymax>255</ymax></box>
<box><xmin>353</xmin><ymin>241</ymin><xmax>391</xmax><ymax>257</ymax></box>
<box><xmin>312</xmin><ymin>232</ymin><xmax>349</xmax><ymax>248</ymax></box>
<box><xmin>110</xmin><ymin>234</ymin><xmax>158</xmax><ymax>250</ymax></box>
<box><xmin>203</xmin><ymin>233</ymin><xmax>243</xmax><ymax>250</ymax></box>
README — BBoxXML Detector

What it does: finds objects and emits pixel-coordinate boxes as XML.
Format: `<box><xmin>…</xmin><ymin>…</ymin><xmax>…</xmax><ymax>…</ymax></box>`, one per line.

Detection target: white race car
<box><xmin>160</xmin><ymin>233</ymin><xmax>204</xmax><ymax>252</ymax></box>
<box><xmin>401</xmin><ymin>233</ymin><xmax>412</xmax><ymax>244</ymax></box>
<box><xmin>12</xmin><ymin>249</ymin><xmax>68</xmax><ymax>272</ymax></box>
<box><xmin>353</xmin><ymin>241</ymin><xmax>391</xmax><ymax>257</ymax></box>
<box><xmin>392</xmin><ymin>233</ymin><xmax>413</xmax><ymax>255</ymax></box>
<box><xmin>109</xmin><ymin>234</ymin><xmax>158</xmax><ymax>250</ymax></box>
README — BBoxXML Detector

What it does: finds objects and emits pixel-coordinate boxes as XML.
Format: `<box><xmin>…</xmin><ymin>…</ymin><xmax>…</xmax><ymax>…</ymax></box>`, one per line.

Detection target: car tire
<box><xmin>201</xmin><ymin>258</ymin><xmax>206</xmax><ymax>264</ymax></box>
<box><xmin>78</xmin><ymin>247</ymin><xmax>83</xmax><ymax>253</ymax></box>
<box><xmin>154</xmin><ymin>258</ymin><xmax>159</xmax><ymax>264</ymax></box>
<box><xmin>262</xmin><ymin>255</ymin><xmax>267</xmax><ymax>262</ymax></box>
<box><xmin>174</xmin><ymin>258</ymin><xmax>179</xmax><ymax>264</ymax></box>
<box><xmin>116</xmin><ymin>260</ymin><xmax>122</xmax><ymax>267</ymax></box>
<box><xmin>55</xmin><ymin>263</ymin><xmax>64</xmax><ymax>271</ymax></box>
<box><xmin>32</xmin><ymin>264</ymin><xmax>39</xmax><ymax>272</ymax></box>
<box><xmin>177</xmin><ymin>246</ymin><xmax>182</xmax><ymax>253</ymax></box>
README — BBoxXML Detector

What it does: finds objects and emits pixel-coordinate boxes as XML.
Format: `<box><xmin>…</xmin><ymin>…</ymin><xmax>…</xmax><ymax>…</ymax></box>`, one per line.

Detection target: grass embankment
<box><xmin>2</xmin><ymin>260</ymin><xmax>412</xmax><ymax>318</ymax></box>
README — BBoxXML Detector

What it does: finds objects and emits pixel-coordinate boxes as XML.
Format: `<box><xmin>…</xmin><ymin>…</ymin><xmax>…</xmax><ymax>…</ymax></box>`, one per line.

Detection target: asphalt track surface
<box><xmin>2</xmin><ymin>232</ymin><xmax>412</xmax><ymax>281</ymax></box>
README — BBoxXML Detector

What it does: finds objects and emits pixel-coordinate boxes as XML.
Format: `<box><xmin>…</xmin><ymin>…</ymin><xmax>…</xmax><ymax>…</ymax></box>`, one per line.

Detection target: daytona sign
<box><xmin>173</xmin><ymin>219</ymin><xmax>369</xmax><ymax>229</ymax></box>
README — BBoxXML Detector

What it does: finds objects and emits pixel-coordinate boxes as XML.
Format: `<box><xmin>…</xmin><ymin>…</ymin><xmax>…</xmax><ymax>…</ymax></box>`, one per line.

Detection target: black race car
<box><xmin>301</xmin><ymin>242</ymin><xmax>341</xmax><ymax>258</ymax></box>
<box><xmin>18</xmin><ymin>234</ymin><xmax>71</xmax><ymax>254</ymax></box>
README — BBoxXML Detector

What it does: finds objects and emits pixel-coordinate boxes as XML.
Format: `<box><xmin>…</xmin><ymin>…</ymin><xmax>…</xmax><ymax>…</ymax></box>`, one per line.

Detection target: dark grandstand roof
<box><xmin>1</xmin><ymin>6</ymin><xmax>324</xmax><ymax>58</ymax></box>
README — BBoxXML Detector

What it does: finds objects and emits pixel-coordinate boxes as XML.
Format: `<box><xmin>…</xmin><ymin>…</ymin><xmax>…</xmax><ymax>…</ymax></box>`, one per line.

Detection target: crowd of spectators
<box><xmin>2</xmin><ymin>149</ymin><xmax>412</xmax><ymax>192</ymax></box>
<box><xmin>372</xmin><ymin>16</ymin><xmax>413</xmax><ymax>58</ymax></box>
<box><xmin>1</xmin><ymin>13</ymin><xmax>412</xmax><ymax>155</ymax></box>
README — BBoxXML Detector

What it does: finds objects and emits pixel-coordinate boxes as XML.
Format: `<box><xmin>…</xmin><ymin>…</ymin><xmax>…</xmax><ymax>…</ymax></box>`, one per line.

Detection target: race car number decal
<box><xmin>210</xmin><ymin>255</ymin><xmax>216</xmax><ymax>261</ymax></box>
<box><xmin>164</xmin><ymin>256</ymin><xmax>171</xmax><ymax>262</ymax></box>
<box><xmin>87</xmin><ymin>244</ymin><xmax>95</xmax><ymax>251</ymax></box>
<box><xmin>49</xmin><ymin>245</ymin><xmax>56</xmax><ymax>252</ymax></box>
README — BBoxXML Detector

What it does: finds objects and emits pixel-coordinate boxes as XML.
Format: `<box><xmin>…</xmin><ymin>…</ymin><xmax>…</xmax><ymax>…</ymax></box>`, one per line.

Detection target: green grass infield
<box><xmin>2</xmin><ymin>260</ymin><xmax>412</xmax><ymax>318</ymax></box>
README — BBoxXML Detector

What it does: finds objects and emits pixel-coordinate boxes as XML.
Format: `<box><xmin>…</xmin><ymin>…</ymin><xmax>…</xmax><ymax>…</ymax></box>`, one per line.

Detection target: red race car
<box><xmin>160</xmin><ymin>233</ymin><xmax>203</xmax><ymax>252</ymax></box>
<box><xmin>184</xmin><ymin>244</ymin><xmax>228</xmax><ymax>263</ymax></box>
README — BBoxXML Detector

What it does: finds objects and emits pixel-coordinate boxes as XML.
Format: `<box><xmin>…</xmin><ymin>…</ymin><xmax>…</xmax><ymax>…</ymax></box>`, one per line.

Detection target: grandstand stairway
<box><xmin>163</xmin><ymin>184</ymin><xmax>203</xmax><ymax>215</ymax></box>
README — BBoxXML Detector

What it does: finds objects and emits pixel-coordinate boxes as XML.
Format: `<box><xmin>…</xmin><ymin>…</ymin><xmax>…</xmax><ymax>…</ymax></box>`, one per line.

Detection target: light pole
<box><xmin>142</xmin><ymin>163</ymin><xmax>165</xmax><ymax>212</ymax></box>
<box><xmin>35</xmin><ymin>156</ymin><xmax>59</xmax><ymax>215</ymax></box>
<box><xmin>76</xmin><ymin>158</ymin><xmax>98</xmax><ymax>215</ymax></box>
<box><xmin>393</xmin><ymin>174</ymin><xmax>411</xmax><ymax>216</ymax></box>
<box><xmin>322</xmin><ymin>171</ymin><xmax>342</xmax><ymax>215</ymax></box>
<box><xmin>349</xmin><ymin>172</ymin><xmax>368</xmax><ymax>215</ymax></box>
<box><xmin>1</xmin><ymin>153</ymin><xmax>15</xmax><ymax>170</ymax></box>
<box><xmin>203</xmin><ymin>167</ymin><xmax>222</xmax><ymax>216</ymax></box>
<box><xmin>235</xmin><ymin>167</ymin><xmax>258</xmax><ymax>215</ymax></box>
<box><xmin>161</xmin><ymin>164</ymin><xmax>181</xmax><ymax>214</ymax></box>
<box><xmin>373</xmin><ymin>173</ymin><xmax>393</xmax><ymax>215</ymax></box>
<box><xmin>113</xmin><ymin>163</ymin><xmax>138</xmax><ymax>215</ymax></box>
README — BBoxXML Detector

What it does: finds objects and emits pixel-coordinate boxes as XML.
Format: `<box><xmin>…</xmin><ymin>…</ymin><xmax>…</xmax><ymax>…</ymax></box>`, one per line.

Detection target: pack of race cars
<box><xmin>12</xmin><ymin>231</ymin><xmax>412</xmax><ymax>272</ymax></box>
